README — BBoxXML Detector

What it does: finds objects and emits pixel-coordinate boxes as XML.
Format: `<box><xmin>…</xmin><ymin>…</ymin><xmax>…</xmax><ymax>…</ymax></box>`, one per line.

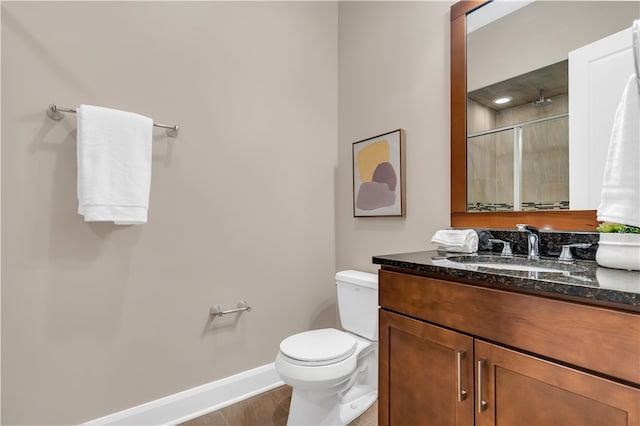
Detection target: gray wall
<box><xmin>2</xmin><ymin>1</ymin><xmax>454</xmax><ymax>424</ymax></box>
<box><xmin>336</xmin><ymin>1</ymin><xmax>452</xmax><ymax>273</ymax></box>
<box><xmin>1</xmin><ymin>2</ymin><xmax>338</xmax><ymax>424</ymax></box>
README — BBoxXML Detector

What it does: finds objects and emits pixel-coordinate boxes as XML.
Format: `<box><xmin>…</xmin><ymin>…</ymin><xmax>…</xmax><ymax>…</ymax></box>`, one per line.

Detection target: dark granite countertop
<box><xmin>373</xmin><ymin>250</ymin><xmax>640</xmax><ymax>310</ymax></box>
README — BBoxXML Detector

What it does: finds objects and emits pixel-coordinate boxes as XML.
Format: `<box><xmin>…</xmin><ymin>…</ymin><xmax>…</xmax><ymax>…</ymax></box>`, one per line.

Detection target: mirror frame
<box><xmin>450</xmin><ymin>0</ymin><xmax>598</xmax><ymax>231</ymax></box>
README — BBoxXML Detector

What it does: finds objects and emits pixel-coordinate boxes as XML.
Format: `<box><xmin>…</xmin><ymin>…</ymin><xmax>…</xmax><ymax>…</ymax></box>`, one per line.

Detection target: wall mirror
<box><xmin>450</xmin><ymin>0</ymin><xmax>639</xmax><ymax>231</ymax></box>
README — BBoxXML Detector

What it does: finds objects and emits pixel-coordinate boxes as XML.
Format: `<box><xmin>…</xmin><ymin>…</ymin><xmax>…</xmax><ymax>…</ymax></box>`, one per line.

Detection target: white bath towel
<box><xmin>431</xmin><ymin>229</ymin><xmax>479</xmax><ymax>253</ymax></box>
<box><xmin>597</xmin><ymin>74</ymin><xmax>640</xmax><ymax>228</ymax></box>
<box><xmin>77</xmin><ymin>105</ymin><xmax>153</xmax><ymax>225</ymax></box>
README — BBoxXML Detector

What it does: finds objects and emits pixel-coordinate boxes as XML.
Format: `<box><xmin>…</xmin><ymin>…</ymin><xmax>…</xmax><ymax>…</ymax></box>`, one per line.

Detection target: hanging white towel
<box><xmin>430</xmin><ymin>229</ymin><xmax>479</xmax><ymax>253</ymax></box>
<box><xmin>77</xmin><ymin>105</ymin><xmax>153</xmax><ymax>225</ymax></box>
<box><xmin>597</xmin><ymin>74</ymin><xmax>640</xmax><ymax>228</ymax></box>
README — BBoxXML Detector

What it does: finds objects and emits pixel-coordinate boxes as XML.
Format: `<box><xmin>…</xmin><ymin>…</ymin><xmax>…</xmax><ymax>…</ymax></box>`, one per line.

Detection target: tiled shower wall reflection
<box><xmin>467</xmin><ymin>95</ymin><xmax>569</xmax><ymax>211</ymax></box>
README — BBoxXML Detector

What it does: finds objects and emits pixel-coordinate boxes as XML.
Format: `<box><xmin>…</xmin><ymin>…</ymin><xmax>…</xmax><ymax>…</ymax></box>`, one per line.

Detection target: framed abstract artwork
<box><xmin>352</xmin><ymin>129</ymin><xmax>405</xmax><ymax>217</ymax></box>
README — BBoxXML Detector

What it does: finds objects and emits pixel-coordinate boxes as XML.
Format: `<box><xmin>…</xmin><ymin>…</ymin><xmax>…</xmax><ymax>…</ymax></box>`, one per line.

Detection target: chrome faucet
<box><xmin>516</xmin><ymin>224</ymin><xmax>540</xmax><ymax>260</ymax></box>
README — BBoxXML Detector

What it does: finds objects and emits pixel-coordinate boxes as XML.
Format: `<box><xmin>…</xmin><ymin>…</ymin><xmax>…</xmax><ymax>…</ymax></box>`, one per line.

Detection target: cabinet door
<box><xmin>379</xmin><ymin>309</ymin><xmax>474</xmax><ymax>426</ymax></box>
<box><xmin>475</xmin><ymin>340</ymin><xmax>640</xmax><ymax>426</ymax></box>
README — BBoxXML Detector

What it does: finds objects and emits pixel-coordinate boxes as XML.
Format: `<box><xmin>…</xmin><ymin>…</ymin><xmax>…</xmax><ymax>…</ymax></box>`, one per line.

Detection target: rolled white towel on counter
<box><xmin>431</xmin><ymin>229</ymin><xmax>479</xmax><ymax>253</ymax></box>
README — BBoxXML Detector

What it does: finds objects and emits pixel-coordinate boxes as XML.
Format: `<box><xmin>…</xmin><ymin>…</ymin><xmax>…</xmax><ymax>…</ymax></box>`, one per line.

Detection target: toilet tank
<box><xmin>335</xmin><ymin>270</ymin><xmax>379</xmax><ymax>341</ymax></box>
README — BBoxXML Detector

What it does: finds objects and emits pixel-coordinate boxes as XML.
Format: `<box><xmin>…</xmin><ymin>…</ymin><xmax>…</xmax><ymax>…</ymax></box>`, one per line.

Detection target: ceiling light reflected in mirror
<box><xmin>493</xmin><ymin>96</ymin><xmax>512</xmax><ymax>105</ymax></box>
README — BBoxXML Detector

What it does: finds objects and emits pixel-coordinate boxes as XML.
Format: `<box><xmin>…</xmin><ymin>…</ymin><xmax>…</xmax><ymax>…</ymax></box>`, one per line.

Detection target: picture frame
<box><xmin>352</xmin><ymin>129</ymin><xmax>405</xmax><ymax>217</ymax></box>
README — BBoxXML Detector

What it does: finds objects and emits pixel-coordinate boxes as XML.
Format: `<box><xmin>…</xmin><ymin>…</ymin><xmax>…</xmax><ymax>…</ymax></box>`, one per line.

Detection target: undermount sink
<box><xmin>445</xmin><ymin>255</ymin><xmax>586</xmax><ymax>274</ymax></box>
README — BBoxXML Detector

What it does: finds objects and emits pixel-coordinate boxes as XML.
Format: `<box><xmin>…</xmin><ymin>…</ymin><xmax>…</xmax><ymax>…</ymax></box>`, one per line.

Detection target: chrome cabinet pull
<box><xmin>477</xmin><ymin>358</ymin><xmax>488</xmax><ymax>412</ymax></box>
<box><xmin>457</xmin><ymin>350</ymin><xmax>468</xmax><ymax>402</ymax></box>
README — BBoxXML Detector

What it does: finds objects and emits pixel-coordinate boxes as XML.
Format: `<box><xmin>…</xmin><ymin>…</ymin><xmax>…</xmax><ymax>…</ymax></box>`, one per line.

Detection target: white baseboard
<box><xmin>84</xmin><ymin>363</ymin><xmax>284</xmax><ymax>425</ymax></box>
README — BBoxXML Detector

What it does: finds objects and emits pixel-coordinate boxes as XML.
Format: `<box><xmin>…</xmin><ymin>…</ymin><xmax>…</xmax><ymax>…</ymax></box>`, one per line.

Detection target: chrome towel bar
<box><xmin>47</xmin><ymin>104</ymin><xmax>180</xmax><ymax>137</ymax></box>
<box><xmin>209</xmin><ymin>301</ymin><xmax>251</xmax><ymax>317</ymax></box>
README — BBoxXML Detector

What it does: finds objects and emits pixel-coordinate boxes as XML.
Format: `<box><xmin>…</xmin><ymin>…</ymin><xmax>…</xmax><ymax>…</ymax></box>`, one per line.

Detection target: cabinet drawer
<box><xmin>379</xmin><ymin>269</ymin><xmax>640</xmax><ymax>384</ymax></box>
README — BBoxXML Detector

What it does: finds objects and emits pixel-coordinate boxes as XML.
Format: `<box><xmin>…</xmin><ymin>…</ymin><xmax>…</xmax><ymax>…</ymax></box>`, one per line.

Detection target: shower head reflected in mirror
<box><xmin>532</xmin><ymin>87</ymin><xmax>553</xmax><ymax>107</ymax></box>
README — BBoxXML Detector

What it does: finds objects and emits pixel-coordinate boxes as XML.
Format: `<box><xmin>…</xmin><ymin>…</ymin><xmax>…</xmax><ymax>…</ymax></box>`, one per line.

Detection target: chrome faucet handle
<box><xmin>502</xmin><ymin>241</ymin><xmax>513</xmax><ymax>256</ymax></box>
<box><xmin>559</xmin><ymin>243</ymin><xmax>592</xmax><ymax>261</ymax></box>
<box><xmin>489</xmin><ymin>238</ymin><xmax>512</xmax><ymax>256</ymax></box>
<box><xmin>559</xmin><ymin>246</ymin><xmax>573</xmax><ymax>261</ymax></box>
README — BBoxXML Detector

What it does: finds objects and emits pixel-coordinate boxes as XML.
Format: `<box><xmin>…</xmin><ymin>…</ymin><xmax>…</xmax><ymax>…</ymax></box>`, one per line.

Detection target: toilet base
<box><xmin>286</xmin><ymin>386</ymin><xmax>377</xmax><ymax>426</ymax></box>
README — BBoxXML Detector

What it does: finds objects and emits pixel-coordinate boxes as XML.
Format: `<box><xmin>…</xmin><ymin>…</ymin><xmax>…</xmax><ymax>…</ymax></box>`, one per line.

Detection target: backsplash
<box><xmin>467</xmin><ymin>201</ymin><xmax>569</xmax><ymax>212</ymax></box>
<box><xmin>475</xmin><ymin>228</ymin><xmax>599</xmax><ymax>260</ymax></box>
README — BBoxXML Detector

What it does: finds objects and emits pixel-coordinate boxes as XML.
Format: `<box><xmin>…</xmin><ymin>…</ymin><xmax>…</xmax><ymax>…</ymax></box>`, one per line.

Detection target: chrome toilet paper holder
<box><xmin>209</xmin><ymin>301</ymin><xmax>251</xmax><ymax>317</ymax></box>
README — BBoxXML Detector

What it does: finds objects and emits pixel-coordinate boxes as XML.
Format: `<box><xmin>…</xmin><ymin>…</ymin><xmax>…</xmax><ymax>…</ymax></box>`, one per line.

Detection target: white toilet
<box><xmin>275</xmin><ymin>270</ymin><xmax>378</xmax><ymax>426</ymax></box>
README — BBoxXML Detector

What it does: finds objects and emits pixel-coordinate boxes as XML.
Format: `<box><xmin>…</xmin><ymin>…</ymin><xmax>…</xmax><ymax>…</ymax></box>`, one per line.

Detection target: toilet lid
<box><xmin>279</xmin><ymin>328</ymin><xmax>357</xmax><ymax>366</ymax></box>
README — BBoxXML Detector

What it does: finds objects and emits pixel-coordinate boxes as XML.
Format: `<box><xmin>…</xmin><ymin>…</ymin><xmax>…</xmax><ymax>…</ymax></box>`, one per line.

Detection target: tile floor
<box><xmin>180</xmin><ymin>385</ymin><xmax>377</xmax><ymax>426</ymax></box>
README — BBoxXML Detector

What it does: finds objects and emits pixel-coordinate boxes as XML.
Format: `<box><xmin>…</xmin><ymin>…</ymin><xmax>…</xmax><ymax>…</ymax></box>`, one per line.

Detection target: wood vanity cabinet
<box><xmin>378</xmin><ymin>269</ymin><xmax>640</xmax><ymax>426</ymax></box>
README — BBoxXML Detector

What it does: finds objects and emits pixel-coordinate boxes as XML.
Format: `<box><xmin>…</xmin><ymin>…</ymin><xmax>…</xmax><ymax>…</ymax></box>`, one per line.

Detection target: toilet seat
<box><xmin>279</xmin><ymin>328</ymin><xmax>357</xmax><ymax>366</ymax></box>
